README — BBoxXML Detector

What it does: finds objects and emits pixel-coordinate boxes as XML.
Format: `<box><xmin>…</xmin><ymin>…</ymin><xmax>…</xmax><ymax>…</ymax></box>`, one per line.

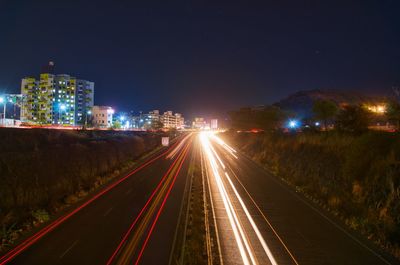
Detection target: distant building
<box><xmin>75</xmin><ymin>79</ymin><xmax>94</xmax><ymax>124</ymax></box>
<box><xmin>20</xmin><ymin>62</ymin><xmax>94</xmax><ymax>125</ymax></box>
<box><xmin>161</xmin><ymin>111</ymin><xmax>184</xmax><ymax>129</ymax></box>
<box><xmin>210</xmin><ymin>119</ymin><xmax>218</xmax><ymax>130</ymax></box>
<box><xmin>131</xmin><ymin>109</ymin><xmax>184</xmax><ymax>130</ymax></box>
<box><xmin>136</xmin><ymin>110</ymin><xmax>160</xmax><ymax>128</ymax></box>
<box><xmin>192</xmin><ymin>117</ymin><xmax>207</xmax><ymax>129</ymax></box>
<box><xmin>92</xmin><ymin>106</ymin><xmax>114</xmax><ymax>128</ymax></box>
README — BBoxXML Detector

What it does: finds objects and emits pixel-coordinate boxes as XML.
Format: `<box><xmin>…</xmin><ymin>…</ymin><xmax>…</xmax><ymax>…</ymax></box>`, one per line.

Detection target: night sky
<box><xmin>1</xmin><ymin>1</ymin><xmax>399</xmax><ymax>118</ymax></box>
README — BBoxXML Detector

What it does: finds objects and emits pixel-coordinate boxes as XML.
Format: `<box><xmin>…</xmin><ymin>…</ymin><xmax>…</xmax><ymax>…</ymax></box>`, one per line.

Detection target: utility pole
<box><xmin>3</xmin><ymin>100</ymin><xmax>5</xmax><ymax>126</ymax></box>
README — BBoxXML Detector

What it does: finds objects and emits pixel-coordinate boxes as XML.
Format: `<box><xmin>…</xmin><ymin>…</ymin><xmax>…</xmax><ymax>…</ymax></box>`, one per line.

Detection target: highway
<box><xmin>1</xmin><ymin>132</ymin><xmax>400</xmax><ymax>265</ymax></box>
<box><xmin>200</xmin><ymin>132</ymin><xmax>400</xmax><ymax>265</ymax></box>
<box><xmin>0</xmin><ymin>134</ymin><xmax>194</xmax><ymax>265</ymax></box>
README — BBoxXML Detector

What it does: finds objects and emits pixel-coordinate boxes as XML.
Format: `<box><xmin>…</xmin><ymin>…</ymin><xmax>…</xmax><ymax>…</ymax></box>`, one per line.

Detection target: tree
<box><xmin>144</xmin><ymin>120</ymin><xmax>164</xmax><ymax>130</ymax></box>
<box><xmin>228</xmin><ymin>106</ymin><xmax>286</xmax><ymax>131</ymax></box>
<box><xmin>153</xmin><ymin>120</ymin><xmax>164</xmax><ymax>130</ymax></box>
<box><xmin>335</xmin><ymin>105</ymin><xmax>370</xmax><ymax>134</ymax></box>
<box><xmin>386</xmin><ymin>100</ymin><xmax>400</xmax><ymax>130</ymax></box>
<box><xmin>312</xmin><ymin>100</ymin><xmax>338</xmax><ymax>130</ymax></box>
<box><xmin>112</xmin><ymin>120</ymin><xmax>122</xmax><ymax>129</ymax></box>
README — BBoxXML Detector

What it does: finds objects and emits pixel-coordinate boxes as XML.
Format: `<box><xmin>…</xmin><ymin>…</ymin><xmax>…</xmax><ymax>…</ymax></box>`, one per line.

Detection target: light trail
<box><xmin>209</xmin><ymin>141</ymin><xmax>226</xmax><ymax>169</ymax></box>
<box><xmin>106</xmin><ymin>142</ymin><xmax>185</xmax><ymax>265</ymax></box>
<box><xmin>0</xmin><ymin>136</ymin><xmax>184</xmax><ymax>265</ymax></box>
<box><xmin>166</xmin><ymin>133</ymin><xmax>192</xmax><ymax>159</ymax></box>
<box><xmin>201</xmin><ymin>133</ymin><xmax>252</xmax><ymax>265</ymax></box>
<box><xmin>134</xmin><ymin>139</ymin><xmax>192</xmax><ymax>265</ymax></box>
<box><xmin>209</xmin><ymin>133</ymin><xmax>238</xmax><ymax>159</ymax></box>
<box><xmin>200</xmin><ymin>132</ymin><xmax>278</xmax><ymax>265</ymax></box>
<box><xmin>224</xmin><ymin>172</ymin><xmax>278</xmax><ymax>265</ymax></box>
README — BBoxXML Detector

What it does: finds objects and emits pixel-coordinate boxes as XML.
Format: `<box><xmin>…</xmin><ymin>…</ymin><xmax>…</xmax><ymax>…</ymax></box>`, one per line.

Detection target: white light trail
<box><xmin>200</xmin><ymin>132</ymin><xmax>278</xmax><ymax>265</ymax></box>
<box><xmin>225</xmin><ymin>172</ymin><xmax>278</xmax><ymax>265</ymax></box>
<box><xmin>209</xmin><ymin>141</ymin><xmax>226</xmax><ymax>169</ymax></box>
<box><xmin>209</xmin><ymin>133</ymin><xmax>238</xmax><ymax>159</ymax></box>
<box><xmin>201</xmin><ymin>133</ymin><xmax>251</xmax><ymax>265</ymax></box>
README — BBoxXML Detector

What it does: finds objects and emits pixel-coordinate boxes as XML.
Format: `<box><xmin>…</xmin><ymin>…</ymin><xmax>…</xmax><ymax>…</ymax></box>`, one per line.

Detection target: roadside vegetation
<box><xmin>0</xmin><ymin>128</ymin><xmax>165</xmax><ymax>251</ymax></box>
<box><xmin>224</xmin><ymin>100</ymin><xmax>400</xmax><ymax>259</ymax></box>
<box><xmin>171</xmin><ymin>146</ymin><xmax>208</xmax><ymax>265</ymax></box>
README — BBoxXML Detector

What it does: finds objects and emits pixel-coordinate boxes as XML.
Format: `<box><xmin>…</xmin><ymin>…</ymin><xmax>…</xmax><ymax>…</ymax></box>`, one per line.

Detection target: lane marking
<box><xmin>201</xmin><ymin>133</ymin><xmax>253</xmax><ymax>265</ymax></box>
<box><xmin>202</xmin><ymin>148</ymin><xmax>224</xmax><ymax>265</ymax></box>
<box><xmin>106</xmin><ymin>143</ymin><xmax>186</xmax><ymax>265</ymax></box>
<box><xmin>103</xmin><ymin>207</ymin><xmax>113</xmax><ymax>217</ymax></box>
<box><xmin>59</xmin><ymin>240</ymin><xmax>79</xmax><ymax>259</ymax></box>
<box><xmin>224</xmin><ymin>155</ymin><xmax>300</xmax><ymax>265</ymax></box>
<box><xmin>224</xmin><ymin>172</ymin><xmax>277</xmax><ymax>265</ymax></box>
<box><xmin>108</xmin><ymin>137</ymin><xmax>192</xmax><ymax>265</ymax></box>
<box><xmin>117</xmin><ymin>151</ymin><xmax>185</xmax><ymax>265</ymax></box>
<box><xmin>134</xmin><ymin>139</ymin><xmax>192</xmax><ymax>265</ymax></box>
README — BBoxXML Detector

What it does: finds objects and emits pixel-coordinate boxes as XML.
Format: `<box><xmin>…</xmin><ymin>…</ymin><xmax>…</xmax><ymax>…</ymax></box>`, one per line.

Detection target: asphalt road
<box><xmin>1</xmin><ymin>134</ymin><xmax>194</xmax><ymax>265</ymax></box>
<box><xmin>3</xmin><ymin>132</ymin><xmax>399</xmax><ymax>265</ymax></box>
<box><xmin>201</xmin><ymin>133</ymin><xmax>400</xmax><ymax>265</ymax></box>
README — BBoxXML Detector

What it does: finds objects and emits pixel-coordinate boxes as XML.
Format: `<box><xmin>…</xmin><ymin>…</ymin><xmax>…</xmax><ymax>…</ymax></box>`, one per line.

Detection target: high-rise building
<box><xmin>20</xmin><ymin>77</ymin><xmax>39</xmax><ymax>122</ymax></box>
<box><xmin>75</xmin><ymin>79</ymin><xmax>94</xmax><ymax>124</ymax></box>
<box><xmin>20</xmin><ymin>63</ymin><xmax>94</xmax><ymax>125</ymax></box>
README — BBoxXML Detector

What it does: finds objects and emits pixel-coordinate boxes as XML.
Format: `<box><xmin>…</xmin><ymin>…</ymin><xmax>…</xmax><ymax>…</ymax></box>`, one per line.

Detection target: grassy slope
<box><xmin>222</xmin><ymin>131</ymin><xmax>400</xmax><ymax>259</ymax></box>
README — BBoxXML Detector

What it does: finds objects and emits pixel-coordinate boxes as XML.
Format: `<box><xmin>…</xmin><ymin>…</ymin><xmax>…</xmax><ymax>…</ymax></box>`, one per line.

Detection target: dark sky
<box><xmin>0</xmin><ymin>1</ymin><xmax>399</xmax><ymax>118</ymax></box>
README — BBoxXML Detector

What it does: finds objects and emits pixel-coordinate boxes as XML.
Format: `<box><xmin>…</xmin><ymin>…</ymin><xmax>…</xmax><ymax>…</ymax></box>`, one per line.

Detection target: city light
<box><xmin>366</xmin><ymin>104</ymin><xmax>387</xmax><ymax>114</ymax></box>
<box><xmin>107</xmin><ymin>108</ymin><xmax>115</xmax><ymax>114</ymax></box>
<box><xmin>60</xmin><ymin>104</ymin><xmax>66</xmax><ymax>111</ymax></box>
<box><xmin>0</xmin><ymin>97</ymin><xmax>4</xmax><ymax>103</ymax></box>
<box><xmin>120</xmin><ymin>116</ymin><xmax>125</xmax><ymax>121</ymax></box>
<box><xmin>315</xmin><ymin>121</ymin><xmax>320</xmax><ymax>126</ymax></box>
<box><xmin>288</xmin><ymin>119</ymin><xmax>299</xmax><ymax>129</ymax></box>
<box><xmin>87</xmin><ymin>110</ymin><xmax>92</xmax><ymax>115</ymax></box>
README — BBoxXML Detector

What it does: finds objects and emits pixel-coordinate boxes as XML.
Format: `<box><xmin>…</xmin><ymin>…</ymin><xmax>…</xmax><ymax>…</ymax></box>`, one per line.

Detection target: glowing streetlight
<box><xmin>85</xmin><ymin>110</ymin><xmax>92</xmax><ymax>128</ymax></box>
<box><xmin>58</xmin><ymin>104</ymin><xmax>67</xmax><ymax>125</ymax></box>
<box><xmin>288</xmin><ymin>119</ymin><xmax>300</xmax><ymax>129</ymax></box>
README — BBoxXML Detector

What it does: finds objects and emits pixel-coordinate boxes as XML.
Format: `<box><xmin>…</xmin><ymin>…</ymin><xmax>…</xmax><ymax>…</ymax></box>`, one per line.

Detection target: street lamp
<box><xmin>288</xmin><ymin>119</ymin><xmax>300</xmax><ymax>130</ymax></box>
<box><xmin>59</xmin><ymin>104</ymin><xmax>66</xmax><ymax>125</ymax></box>
<box><xmin>0</xmin><ymin>96</ymin><xmax>6</xmax><ymax>126</ymax></box>
<box><xmin>85</xmin><ymin>110</ymin><xmax>92</xmax><ymax>128</ymax></box>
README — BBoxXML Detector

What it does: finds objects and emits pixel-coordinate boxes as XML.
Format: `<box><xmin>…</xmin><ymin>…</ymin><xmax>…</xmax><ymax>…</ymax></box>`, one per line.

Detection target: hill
<box><xmin>274</xmin><ymin>89</ymin><xmax>388</xmax><ymax>118</ymax></box>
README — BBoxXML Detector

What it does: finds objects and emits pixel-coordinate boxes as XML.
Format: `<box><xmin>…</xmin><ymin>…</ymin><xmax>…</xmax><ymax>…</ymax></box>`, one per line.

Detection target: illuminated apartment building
<box><xmin>161</xmin><ymin>111</ymin><xmax>184</xmax><ymax>129</ymax></box>
<box><xmin>20</xmin><ymin>63</ymin><xmax>94</xmax><ymax>125</ymax></box>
